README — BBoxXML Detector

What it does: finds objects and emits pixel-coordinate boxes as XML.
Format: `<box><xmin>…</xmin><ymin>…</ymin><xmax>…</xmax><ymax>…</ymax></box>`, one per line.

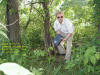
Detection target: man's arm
<box><xmin>62</xmin><ymin>33</ymin><xmax>72</xmax><ymax>41</ymax></box>
<box><xmin>60</xmin><ymin>33</ymin><xmax>72</xmax><ymax>47</ymax></box>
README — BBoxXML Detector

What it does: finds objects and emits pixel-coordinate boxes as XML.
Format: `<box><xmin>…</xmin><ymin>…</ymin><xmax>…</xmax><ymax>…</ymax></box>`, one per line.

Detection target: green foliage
<box><xmin>61</xmin><ymin>0</ymin><xmax>93</xmax><ymax>24</ymax></box>
<box><xmin>65</xmin><ymin>41</ymin><xmax>100</xmax><ymax>75</ymax></box>
<box><xmin>21</xmin><ymin>25</ymin><xmax>44</xmax><ymax>49</ymax></box>
<box><xmin>33</xmin><ymin>49</ymin><xmax>47</xmax><ymax>59</ymax></box>
<box><xmin>74</xmin><ymin>25</ymin><xmax>97</xmax><ymax>44</ymax></box>
<box><xmin>30</xmin><ymin>67</ymin><xmax>43</xmax><ymax>75</ymax></box>
<box><xmin>0</xmin><ymin>71</ymin><xmax>5</xmax><ymax>75</ymax></box>
<box><xmin>52</xmin><ymin>65</ymin><xmax>62</xmax><ymax>75</ymax></box>
<box><xmin>47</xmin><ymin>46</ymin><xmax>53</xmax><ymax>52</ymax></box>
<box><xmin>84</xmin><ymin>46</ymin><xmax>97</xmax><ymax>65</ymax></box>
<box><xmin>0</xmin><ymin>0</ymin><xmax>100</xmax><ymax>75</ymax></box>
<box><xmin>93</xmin><ymin>0</ymin><xmax>100</xmax><ymax>28</ymax></box>
<box><xmin>20</xmin><ymin>2</ymin><xmax>44</xmax><ymax>49</ymax></box>
<box><xmin>0</xmin><ymin>23</ymin><xmax>8</xmax><ymax>39</ymax></box>
<box><xmin>0</xmin><ymin>0</ymin><xmax>7</xmax><ymax>22</ymax></box>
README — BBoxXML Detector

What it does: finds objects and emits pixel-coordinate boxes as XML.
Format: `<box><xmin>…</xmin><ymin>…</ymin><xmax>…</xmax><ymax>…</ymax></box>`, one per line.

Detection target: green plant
<box><xmin>30</xmin><ymin>67</ymin><xmax>43</xmax><ymax>75</ymax></box>
<box><xmin>65</xmin><ymin>42</ymin><xmax>100</xmax><ymax>75</ymax></box>
<box><xmin>0</xmin><ymin>23</ymin><xmax>8</xmax><ymax>39</ymax></box>
<box><xmin>33</xmin><ymin>49</ymin><xmax>47</xmax><ymax>59</ymax></box>
<box><xmin>52</xmin><ymin>65</ymin><xmax>62</xmax><ymax>75</ymax></box>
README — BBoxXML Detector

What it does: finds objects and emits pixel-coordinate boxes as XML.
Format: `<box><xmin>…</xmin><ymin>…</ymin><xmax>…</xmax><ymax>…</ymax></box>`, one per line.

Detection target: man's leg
<box><xmin>65</xmin><ymin>35</ymin><xmax>73</xmax><ymax>60</ymax></box>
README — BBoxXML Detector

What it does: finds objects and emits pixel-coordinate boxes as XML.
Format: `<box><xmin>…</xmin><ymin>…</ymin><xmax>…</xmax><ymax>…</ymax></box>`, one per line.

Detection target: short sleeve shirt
<box><xmin>53</xmin><ymin>18</ymin><xmax>74</xmax><ymax>34</ymax></box>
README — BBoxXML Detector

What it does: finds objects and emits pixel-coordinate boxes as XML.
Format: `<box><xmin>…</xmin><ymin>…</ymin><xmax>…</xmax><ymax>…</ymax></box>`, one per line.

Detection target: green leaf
<box><xmin>0</xmin><ymin>23</ymin><xmax>7</xmax><ymax>30</ymax></box>
<box><xmin>87</xmin><ymin>65</ymin><xmax>94</xmax><ymax>73</ymax></box>
<box><xmin>95</xmin><ymin>53</ymin><xmax>100</xmax><ymax>60</ymax></box>
<box><xmin>95</xmin><ymin>40</ymin><xmax>100</xmax><ymax>44</ymax></box>
<box><xmin>90</xmin><ymin>56</ymin><xmax>96</xmax><ymax>65</ymax></box>
<box><xmin>0</xmin><ymin>31</ymin><xmax>8</xmax><ymax>39</ymax></box>
<box><xmin>53</xmin><ymin>65</ymin><xmax>62</xmax><ymax>75</ymax></box>
<box><xmin>84</xmin><ymin>57</ymin><xmax>88</xmax><ymax>65</ymax></box>
<box><xmin>48</xmin><ymin>46</ymin><xmax>53</xmax><ymax>51</ymax></box>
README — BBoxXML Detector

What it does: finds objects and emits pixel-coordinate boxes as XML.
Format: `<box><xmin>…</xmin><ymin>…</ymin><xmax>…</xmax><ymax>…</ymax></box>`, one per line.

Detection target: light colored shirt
<box><xmin>53</xmin><ymin>18</ymin><xmax>74</xmax><ymax>34</ymax></box>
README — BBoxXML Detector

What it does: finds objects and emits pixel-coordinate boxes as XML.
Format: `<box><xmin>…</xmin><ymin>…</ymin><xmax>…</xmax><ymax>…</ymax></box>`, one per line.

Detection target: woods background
<box><xmin>0</xmin><ymin>0</ymin><xmax>100</xmax><ymax>75</ymax></box>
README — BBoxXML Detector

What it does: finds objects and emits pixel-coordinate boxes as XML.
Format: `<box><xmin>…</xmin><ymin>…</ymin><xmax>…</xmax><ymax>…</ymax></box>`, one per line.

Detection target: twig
<box><xmin>24</xmin><ymin>2</ymin><xmax>33</xmax><ymax>30</ymax></box>
<box><xmin>49</xmin><ymin>0</ymin><xmax>54</xmax><ymax>7</ymax></box>
<box><xmin>32</xmin><ymin>6</ymin><xmax>44</xmax><ymax>19</ymax></box>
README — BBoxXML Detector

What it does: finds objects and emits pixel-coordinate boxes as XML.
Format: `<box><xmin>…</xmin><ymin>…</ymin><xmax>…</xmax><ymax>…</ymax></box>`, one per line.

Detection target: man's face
<box><xmin>56</xmin><ymin>13</ymin><xmax>64</xmax><ymax>23</ymax></box>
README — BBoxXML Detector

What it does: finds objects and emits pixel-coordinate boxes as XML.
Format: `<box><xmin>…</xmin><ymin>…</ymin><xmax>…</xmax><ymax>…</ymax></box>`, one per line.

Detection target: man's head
<box><xmin>56</xmin><ymin>11</ymin><xmax>64</xmax><ymax>24</ymax></box>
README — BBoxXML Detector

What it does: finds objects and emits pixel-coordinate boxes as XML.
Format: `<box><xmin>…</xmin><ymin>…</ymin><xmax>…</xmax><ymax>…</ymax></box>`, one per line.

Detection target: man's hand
<box><xmin>60</xmin><ymin>38</ymin><xmax>66</xmax><ymax>47</ymax></box>
<box><xmin>61</xmin><ymin>38</ymin><xmax>66</xmax><ymax>44</ymax></box>
<box><xmin>62</xmin><ymin>38</ymin><xmax>67</xmax><ymax>41</ymax></box>
<box><xmin>60</xmin><ymin>41</ymin><xmax>65</xmax><ymax>48</ymax></box>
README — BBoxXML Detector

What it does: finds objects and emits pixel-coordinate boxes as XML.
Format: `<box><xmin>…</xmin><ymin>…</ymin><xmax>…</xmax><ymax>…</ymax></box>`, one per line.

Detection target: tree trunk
<box><xmin>42</xmin><ymin>2</ymin><xmax>52</xmax><ymax>49</ymax></box>
<box><xmin>98</xmin><ymin>24</ymin><xmax>100</xmax><ymax>33</ymax></box>
<box><xmin>6</xmin><ymin>0</ymin><xmax>21</xmax><ymax>44</ymax></box>
<box><xmin>94</xmin><ymin>0</ymin><xmax>100</xmax><ymax>48</ymax></box>
<box><xmin>94</xmin><ymin>0</ymin><xmax>100</xmax><ymax>33</ymax></box>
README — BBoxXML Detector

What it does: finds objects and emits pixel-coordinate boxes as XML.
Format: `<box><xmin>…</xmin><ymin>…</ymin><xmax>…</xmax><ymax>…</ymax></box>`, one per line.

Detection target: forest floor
<box><xmin>26</xmin><ymin>54</ymin><xmax>68</xmax><ymax>75</ymax></box>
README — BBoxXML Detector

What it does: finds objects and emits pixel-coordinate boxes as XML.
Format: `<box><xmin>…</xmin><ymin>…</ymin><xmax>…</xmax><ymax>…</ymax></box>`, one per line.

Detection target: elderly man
<box><xmin>53</xmin><ymin>11</ymin><xmax>74</xmax><ymax>60</ymax></box>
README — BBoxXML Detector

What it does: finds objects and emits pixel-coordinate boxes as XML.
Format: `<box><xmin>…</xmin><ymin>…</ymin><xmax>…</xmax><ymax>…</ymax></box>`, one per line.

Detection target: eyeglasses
<box><xmin>57</xmin><ymin>16</ymin><xmax>63</xmax><ymax>19</ymax></box>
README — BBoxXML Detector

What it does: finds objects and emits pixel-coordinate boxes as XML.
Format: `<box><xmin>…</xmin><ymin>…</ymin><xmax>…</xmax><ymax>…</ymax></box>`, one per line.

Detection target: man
<box><xmin>53</xmin><ymin>11</ymin><xmax>74</xmax><ymax>60</ymax></box>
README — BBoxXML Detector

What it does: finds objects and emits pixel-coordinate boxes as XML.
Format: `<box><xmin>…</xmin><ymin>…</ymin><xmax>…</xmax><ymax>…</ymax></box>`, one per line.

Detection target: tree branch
<box><xmin>49</xmin><ymin>0</ymin><xmax>54</xmax><ymax>7</ymax></box>
<box><xmin>32</xmin><ymin>6</ymin><xmax>44</xmax><ymax>19</ymax></box>
<box><xmin>26</xmin><ymin>2</ymin><xmax>44</xmax><ymax>5</ymax></box>
<box><xmin>24</xmin><ymin>2</ymin><xmax>33</xmax><ymax>30</ymax></box>
<box><xmin>31</xmin><ymin>2</ymin><xmax>44</xmax><ymax>4</ymax></box>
